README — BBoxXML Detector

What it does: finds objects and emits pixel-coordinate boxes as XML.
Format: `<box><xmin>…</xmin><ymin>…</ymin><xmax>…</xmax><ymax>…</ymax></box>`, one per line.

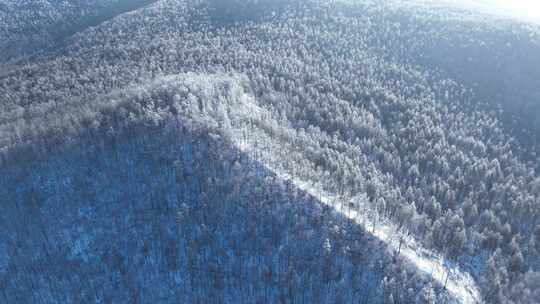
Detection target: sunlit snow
<box><xmin>480</xmin><ymin>0</ymin><xmax>540</xmax><ymax>22</ymax></box>
<box><xmin>221</xmin><ymin>74</ymin><xmax>482</xmax><ymax>304</ymax></box>
<box><xmin>420</xmin><ymin>0</ymin><xmax>540</xmax><ymax>23</ymax></box>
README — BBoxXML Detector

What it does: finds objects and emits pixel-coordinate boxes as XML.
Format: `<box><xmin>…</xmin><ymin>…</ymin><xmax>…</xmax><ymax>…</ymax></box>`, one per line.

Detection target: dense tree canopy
<box><xmin>1</xmin><ymin>0</ymin><xmax>539</xmax><ymax>303</ymax></box>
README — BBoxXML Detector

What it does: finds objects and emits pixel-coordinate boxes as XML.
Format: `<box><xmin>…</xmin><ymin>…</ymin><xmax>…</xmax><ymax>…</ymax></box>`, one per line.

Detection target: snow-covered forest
<box><xmin>0</xmin><ymin>0</ymin><xmax>539</xmax><ymax>303</ymax></box>
<box><xmin>0</xmin><ymin>0</ymin><xmax>155</xmax><ymax>62</ymax></box>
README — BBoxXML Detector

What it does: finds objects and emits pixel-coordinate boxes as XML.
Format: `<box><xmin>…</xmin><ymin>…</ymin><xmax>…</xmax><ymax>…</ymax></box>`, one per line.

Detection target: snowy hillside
<box><xmin>1</xmin><ymin>0</ymin><xmax>539</xmax><ymax>303</ymax></box>
<box><xmin>0</xmin><ymin>0</ymin><xmax>155</xmax><ymax>63</ymax></box>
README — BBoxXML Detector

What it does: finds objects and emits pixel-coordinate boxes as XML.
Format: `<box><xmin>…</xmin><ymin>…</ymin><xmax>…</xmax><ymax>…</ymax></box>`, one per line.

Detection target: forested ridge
<box><xmin>0</xmin><ymin>0</ymin><xmax>539</xmax><ymax>303</ymax></box>
<box><xmin>0</xmin><ymin>0</ymin><xmax>156</xmax><ymax>63</ymax></box>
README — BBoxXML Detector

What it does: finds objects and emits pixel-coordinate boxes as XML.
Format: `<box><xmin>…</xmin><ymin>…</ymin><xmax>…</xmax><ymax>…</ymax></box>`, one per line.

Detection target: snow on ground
<box><xmin>223</xmin><ymin>88</ymin><xmax>482</xmax><ymax>303</ymax></box>
<box><xmin>141</xmin><ymin>71</ymin><xmax>481</xmax><ymax>303</ymax></box>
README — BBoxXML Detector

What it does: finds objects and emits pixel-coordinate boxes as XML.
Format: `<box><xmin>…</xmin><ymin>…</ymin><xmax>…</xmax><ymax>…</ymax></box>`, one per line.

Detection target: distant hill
<box><xmin>0</xmin><ymin>0</ymin><xmax>155</xmax><ymax>63</ymax></box>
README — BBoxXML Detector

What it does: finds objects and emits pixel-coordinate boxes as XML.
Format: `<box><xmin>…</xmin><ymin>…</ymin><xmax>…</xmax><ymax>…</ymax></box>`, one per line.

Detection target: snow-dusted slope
<box><xmin>0</xmin><ymin>72</ymin><xmax>455</xmax><ymax>303</ymax></box>
<box><xmin>233</xmin><ymin>126</ymin><xmax>481</xmax><ymax>304</ymax></box>
<box><xmin>2</xmin><ymin>70</ymin><xmax>481</xmax><ymax>302</ymax></box>
<box><xmin>175</xmin><ymin>72</ymin><xmax>482</xmax><ymax>303</ymax></box>
<box><xmin>0</xmin><ymin>0</ymin><xmax>155</xmax><ymax>63</ymax></box>
<box><xmin>2</xmin><ymin>0</ymin><xmax>539</xmax><ymax>302</ymax></box>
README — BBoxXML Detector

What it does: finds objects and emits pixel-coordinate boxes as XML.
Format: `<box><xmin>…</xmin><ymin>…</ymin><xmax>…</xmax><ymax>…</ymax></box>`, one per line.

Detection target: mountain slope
<box><xmin>0</xmin><ymin>73</ymin><xmax>452</xmax><ymax>303</ymax></box>
<box><xmin>0</xmin><ymin>0</ymin><xmax>156</xmax><ymax>63</ymax></box>
<box><xmin>1</xmin><ymin>0</ymin><xmax>539</xmax><ymax>303</ymax></box>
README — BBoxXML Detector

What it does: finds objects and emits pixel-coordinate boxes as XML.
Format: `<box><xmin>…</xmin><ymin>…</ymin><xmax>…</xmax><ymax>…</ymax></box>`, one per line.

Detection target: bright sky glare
<box><xmin>488</xmin><ymin>0</ymin><xmax>540</xmax><ymax>22</ymax></box>
<box><xmin>413</xmin><ymin>0</ymin><xmax>540</xmax><ymax>23</ymax></box>
<box><xmin>403</xmin><ymin>0</ymin><xmax>540</xmax><ymax>23</ymax></box>
<box><xmin>449</xmin><ymin>0</ymin><xmax>540</xmax><ymax>23</ymax></box>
